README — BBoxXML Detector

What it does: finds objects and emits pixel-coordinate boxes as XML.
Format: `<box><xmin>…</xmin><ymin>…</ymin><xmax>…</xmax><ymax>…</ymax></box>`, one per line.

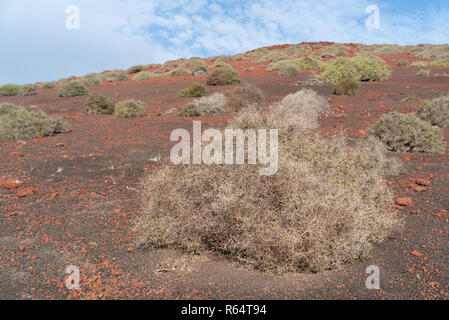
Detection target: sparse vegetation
<box><xmin>206</xmin><ymin>68</ymin><xmax>241</xmax><ymax>86</ymax></box>
<box><xmin>178</xmin><ymin>83</ymin><xmax>208</xmax><ymax>97</ymax></box>
<box><xmin>333</xmin><ymin>78</ymin><xmax>360</xmax><ymax>95</ymax></box>
<box><xmin>365</xmin><ymin>112</ymin><xmax>446</xmax><ymax>153</ymax></box>
<box><xmin>0</xmin><ymin>103</ymin><xmax>69</xmax><ymax>140</ymax></box>
<box><xmin>397</xmin><ymin>60</ymin><xmax>408</xmax><ymax>67</ymax></box>
<box><xmin>410</xmin><ymin>61</ymin><xmax>428</xmax><ymax>67</ymax></box>
<box><xmin>84</xmin><ymin>94</ymin><xmax>115</xmax><ymax>115</ymax></box>
<box><xmin>58</xmin><ymin>81</ymin><xmax>89</xmax><ymax>97</ymax></box>
<box><xmin>41</xmin><ymin>82</ymin><xmax>56</xmax><ymax>89</ymax></box>
<box><xmin>0</xmin><ymin>84</ymin><xmax>21</xmax><ymax>96</ymax></box>
<box><xmin>429</xmin><ymin>59</ymin><xmax>449</xmax><ymax>67</ymax></box>
<box><xmin>417</xmin><ymin>96</ymin><xmax>449</xmax><ymax>128</ymax></box>
<box><xmin>114</xmin><ymin>99</ymin><xmax>145</xmax><ymax>118</ymax></box>
<box><xmin>136</xmin><ymin>89</ymin><xmax>400</xmax><ymax>273</ymax></box>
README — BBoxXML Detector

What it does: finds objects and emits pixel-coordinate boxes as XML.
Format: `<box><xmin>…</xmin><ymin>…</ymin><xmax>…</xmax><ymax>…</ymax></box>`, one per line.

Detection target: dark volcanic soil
<box><xmin>0</xmin><ymin>50</ymin><xmax>448</xmax><ymax>300</ymax></box>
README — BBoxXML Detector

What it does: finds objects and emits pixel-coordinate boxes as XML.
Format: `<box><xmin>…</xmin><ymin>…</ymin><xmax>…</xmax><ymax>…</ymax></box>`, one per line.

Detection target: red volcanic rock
<box><xmin>396</xmin><ymin>197</ymin><xmax>413</xmax><ymax>207</ymax></box>
<box><xmin>0</xmin><ymin>178</ymin><xmax>24</xmax><ymax>190</ymax></box>
<box><xmin>17</xmin><ymin>187</ymin><xmax>37</xmax><ymax>198</ymax></box>
<box><xmin>10</xmin><ymin>152</ymin><xmax>24</xmax><ymax>157</ymax></box>
<box><xmin>411</xmin><ymin>250</ymin><xmax>422</xmax><ymax>257</ymax></box>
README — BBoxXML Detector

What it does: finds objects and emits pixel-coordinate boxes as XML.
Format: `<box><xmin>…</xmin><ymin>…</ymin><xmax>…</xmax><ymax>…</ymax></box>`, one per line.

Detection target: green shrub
<box><xmin>41</xmin><ymin>82</ymin><xmax>56</xmax><ymax>89</ymax></box>
<box><xmin>136</xmin><ymin>91</ymin><xmax>400</xmax><ymax>273</ymax></box>
<box><xmin>127</xmin><ymin>65</ymin><xmax>144</xmax><ymax>74</ymax></box>
<box><xmin>0</xmin><ymin>103</ymin><xmax>69</xmax><ymax>140</ymax></box>
<box><xmin>167</xmin><ymin>68</ymin><xmax>191</xmax><ymax>77</ymax></box>
<box><xmin>114</xmin><ymin>99</ymin><xmax>145</xmax><ymax>118</ymax></box>
<box><xmin>179</xmin><ymin>93</ymin><xmax>227</xmax><ymax>117</ymax></box>
<box><xmin>181</xmin><ymin>58</ymin><xmax>207</xmax><ymax>70</ymax></box>
<box><xmin>417</xmin><ymin>96</ymin><xmax>449</xmax><ymax>128</ymax></box>
<box><xmin>192</xmin><ymin>65</ymin><xmax>208</xmax><ymax>76</ymax></box>
<box><xmin>206</xmin><ymin>68</ymin><xmax>241</xmax><ymax>86</ymax></box>
<box><xmin>58</xmin><ymin>81</ymin><xmax>89</xmax><ymax>97</ymax></box>
<box><xmin>0</xmin><ymin>84</ymin><xmax>21</xmax><ymax>96</ymax></box>
<box><xmin>365</xmin><ymin>112</ymin><xmax>446</xmax><ymax>153</ymax></box>
<box><xmin>397</xmin><ymin>60</ymin><xmax>408</xmax><ymax>67</ymax></box>
<box><xmin>333</xmin><ymin>78</ymin><xmax>360</xmax><ymax>95</ymax></box>
<box><xmin>178</xmin><ymin>83</ymin><xmax>208</xmax><ymax>97</ymax></box>
<box><xmin>321</xmin><ymin>57</ymin><xmax>391</xmax><ymax>83</ymax></box>
<box><xmin>416</xmin><ymin>69</ymin><xmax>431</xmax><ymax>77</ymax></box>
<box><xmin>18</xmin><ymin>84</ymin><xmax>38</xmax><ymax>96</ymax></box>
<box><xmin>84</xmin><ymin>94</ymin><xmax>115</xmax><ymax>115</ymax></box>
<box><xmin>278</xmin><ymin>64</ymin><xmax>300</xmax><ymax>76</ymax></box>
<box><xmin>97</xmin><ymin>70</ymin><xmax>128</xmax><ymax>82</ymax></box>
<box><xmin>268</xmin><ymin>57</ymin><xmax>323</xmax><ymax>72</ymax></box>
<box><xmin>179</xmin><ymin>103</ymin><xmax>203</xmax><ymax>117</ymax></box>
<box><xmin>132</xmin><ymin>71</ymin><xmax>163</xmax><ymax>81</ymax></box>
<box><xmin>410</xmin><ymin>61</ymin><xmax>428</xmax><ymax>67</ymax></box>
<box><xmin>429</xmin><ymin>59</ymin><xmax>449</xmax><ymax>67</ymax></box>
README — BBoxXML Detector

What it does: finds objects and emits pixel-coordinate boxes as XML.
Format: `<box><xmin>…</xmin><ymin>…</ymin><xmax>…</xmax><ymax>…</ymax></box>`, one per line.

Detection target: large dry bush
<box><xmin>114</xmin><ymin>99</ymin><xmax>145</xmax><ymax>118</ymax></box>
<box><xmin>365</xmin><ymin>112</ymin><xmax>446</xmax><ymax>153</ymax></box>
<box><xmin>417</xmin><ymin>96</ymin><xmax>449</xmax><ymax>128</ymax></box>
<box><xmin>0</xmin><ymin>84</ymin><xmax>21</xmax><ymax>96</ymax></box>
<box><xmin>136</xmin><ymin>89</ymin><xmax>400</xmax><ymax>273</ymax></box>
<box><xmin>0</xmin><ymin>103</ymin><xmax>69</xmax><ymax>140</ymax></box>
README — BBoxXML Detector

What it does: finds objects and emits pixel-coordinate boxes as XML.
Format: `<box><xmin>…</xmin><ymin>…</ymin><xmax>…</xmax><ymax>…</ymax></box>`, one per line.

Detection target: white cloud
<box><xmin>0</xmin><ymin>0</ymin><xmax>448</xmax><ymax>84</ymax></box>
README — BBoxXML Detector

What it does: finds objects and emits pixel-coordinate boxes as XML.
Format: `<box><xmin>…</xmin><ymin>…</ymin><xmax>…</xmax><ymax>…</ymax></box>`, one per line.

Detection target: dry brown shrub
<box><xmin>135</xmin><ymin>89</ymin><xmax>400</xmax><ymax>273</ymax></box>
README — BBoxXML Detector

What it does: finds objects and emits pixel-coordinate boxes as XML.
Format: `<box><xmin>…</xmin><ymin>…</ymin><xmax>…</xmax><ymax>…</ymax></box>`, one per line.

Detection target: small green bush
<box><xmin>18</xmin><ymin>84</ymin><xmax>38</xmax><ymax>96</ymax></box>
<box><xmin>192</xmin><ymin>65</ymin><xmax>208</xmax><ymax>76</ymax></box>
<box><xmin>179</xmin><ymin>93</ymin><xmax>227</xmax><ymax>117</ymax></box>
<box><xmin>333</xmin><ymin>78</ymin><xmax>360</xmax><ymax>95</ymax></box>
<box><xmin>0</xmin><ymin>84</ymin><xmax>21</xmax><ymax>96</ymax></box>
<box><xmin>321</xmin><ymin>57</ymin><xmax>391</xmax><ymax>83</ymax></box>
<box><xmin>429</xmin><ymin>59</ymin><xmax>449</xmax><ymax>67</ymax></box>
<box><xmin>58</xmin><ymin>81</ymin><xmax>89</xmax><ymax>97</ymax></box>
<box><xmin>127</xmin><ymin>65</ymin><xmax>145</xmax><ymax>74</ymax></box>
<box><xmin>132</xmin><ymin>71</ymin><xmax>163</xmax><ymax>81</ymax></box>
<box><xmin>178</xmin><ymin>83</ymin><xmax>208</xmax><ymax>97</ymax></box>
<box><xmin>397</xmin><ymin>60</ymin><xmax>408</xmax><ymax>67</ymax></box>
<box><xmin>167</xmin><ymin>68</ymin><xmax>191</xmax><ymax>77</ymax></box>
<box><xmin>97</xmin><ymin>71</ymin><xmax>128</xmax><ymax>82</ymax></box>
<box><xmin>179</xmin><ymin>103</ymin><xmax>203</xmax><ymax>117</ymax></box>
<box><xmin>84</xmin><ymin>94</ymin><xmax>115</xmax><ymax>115</ymax></box>
<box><xmin>416</xmin><ymin>69</ymin><xmax>431</xmax><ymax>77</ymax></box>
<box><xmin>410</xmin><ymin>61</ymin><xmax>428</xmax><ymax>67</ymax></box>
<box><xmin>206</xmin><ymin>68</ymin><xmax>241</xmax><ymax>86</ymax></box>
<box><xmin>77</xmin><ymin>76</ymin><xmax>100</xmax><ymax>86</ymax></box>
<box><xmin>268</xmin><ymin>57</ymin><xmax>323</xmax><ymax>72</ymax></box>
<box><xmin>278</xmin><ymin>64</ymin><xmax>299</xmax><ymax>76</ymax></box>
<box><xmin>114</xmin><ymin>99</ymin><xmax>145</xmax><ymax>118</ymax></box>
<box><xmin>0</xmin><ymin>103</ymin><xmax>69</xmax><ymax>140</ymax></box>
<box><xmin>365</xmin><ymin>112</ymin><xmax>446</xmax><ymax>153</ymax></box>
<box><xmin>417</xmin><ymin>96</ymin><xmax>449</xmax><ymax>128</ymax></box>
<box><xmin>41</xmin><ymin>82</ymin><xmax>56</xmax><ymax>89</ymax></box>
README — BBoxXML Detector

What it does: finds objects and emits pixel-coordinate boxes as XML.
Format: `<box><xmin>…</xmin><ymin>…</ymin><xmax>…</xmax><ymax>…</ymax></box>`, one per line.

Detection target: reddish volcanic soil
<box><xmin>0</xmin><ymin>47</ymin><xmax>448</xmax><ymax>300</ymax></box>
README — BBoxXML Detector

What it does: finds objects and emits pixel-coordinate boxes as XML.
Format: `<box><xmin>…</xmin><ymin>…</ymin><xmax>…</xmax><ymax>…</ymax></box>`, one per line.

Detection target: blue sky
<box><xmin>1</xmin><ymin>0</ymin><xmax>449</xmax><ymax>85</ymax></box>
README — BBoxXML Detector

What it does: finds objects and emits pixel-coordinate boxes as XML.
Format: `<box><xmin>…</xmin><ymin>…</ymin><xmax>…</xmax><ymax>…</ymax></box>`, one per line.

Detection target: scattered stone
<box><xmin>17</xmin><ymin>187</ymin><xmax>37</xmax><ymax>198</ymax></box>
<box><xmin>397</xmin><ymin>197</ymin><xmax>413</xmax><ymax>207</ymax></box>
<box><xmin>411</xmin><ymin>250</ymin><xmax>422</xmax><ymax>257</ymax></box>
<box><xmin>10</xmin><ymin>152</ymin><xmax>24</xmax><ymax>157</ymax></box>
<box><xmin>412</xmin><ymin>186</ymin><xmax>426</xmax><ymax>193</ymax></box>
<box><xmin>0</xmin><ymin>178</ymin><xmax>24</xmax><ymax>190</ymax></box>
